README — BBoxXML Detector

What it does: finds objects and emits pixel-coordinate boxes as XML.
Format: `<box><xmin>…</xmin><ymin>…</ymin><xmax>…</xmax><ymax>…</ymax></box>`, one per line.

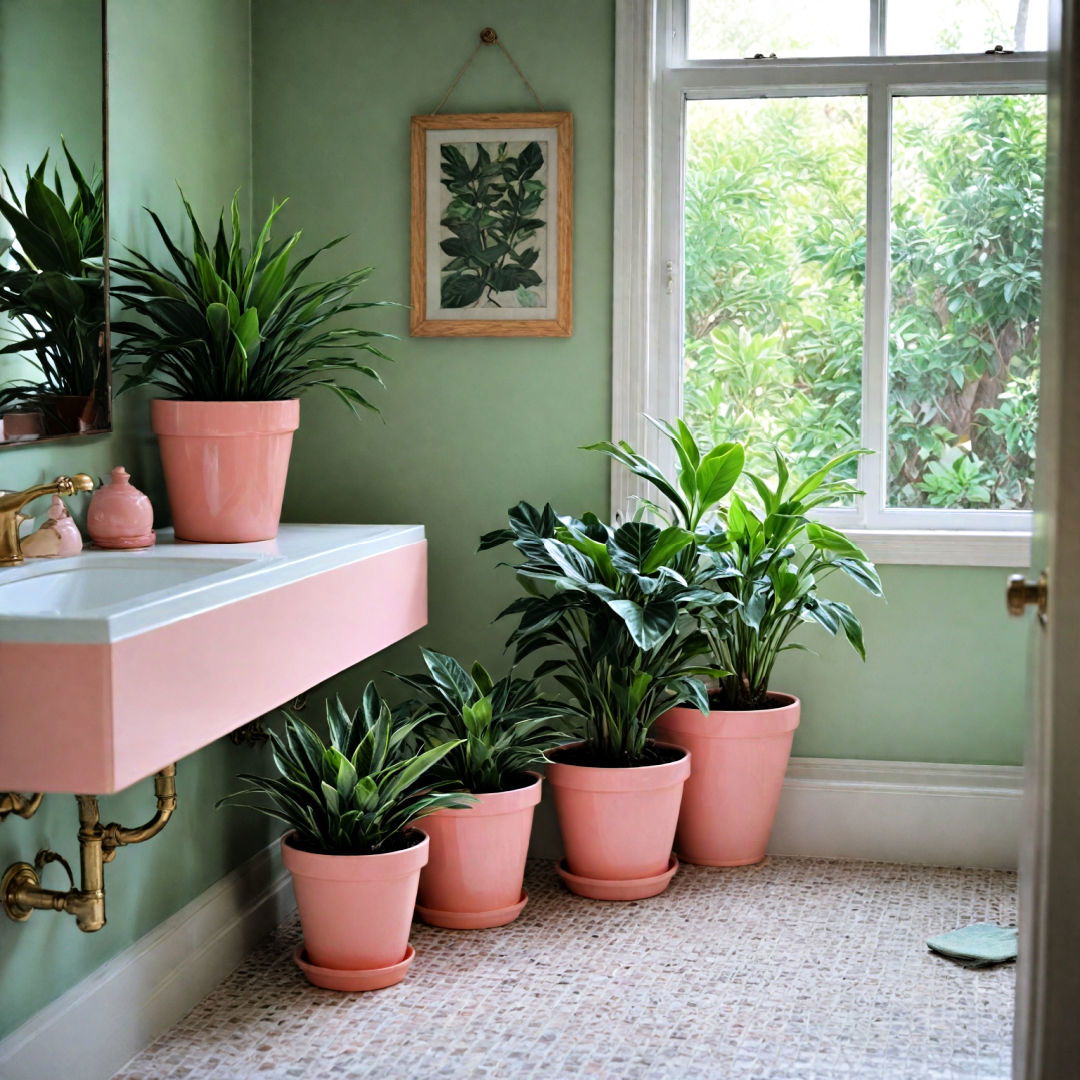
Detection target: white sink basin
<box><xmin>0</xmin><ymin>556</ymin><xmax>253</xmax><ymax>617</ymax></box>
<box><xmin>0</xmin><ymin>524</ymin><xmax>428</xmax><ymax>793</ymax></box>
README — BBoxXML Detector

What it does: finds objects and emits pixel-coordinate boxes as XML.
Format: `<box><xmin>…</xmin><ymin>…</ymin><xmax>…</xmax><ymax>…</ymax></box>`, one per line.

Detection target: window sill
<box><xmin>845</xmin><ymin>529</ymin><xmax>1032</xmax><ymax>567</ymax></box>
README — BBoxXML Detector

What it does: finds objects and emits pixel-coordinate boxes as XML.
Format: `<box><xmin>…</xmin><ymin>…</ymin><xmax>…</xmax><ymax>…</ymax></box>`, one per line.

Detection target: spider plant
<box><xmin>110</xmin><ymin>191</ymin><xmax>395</xmax><ymax>417</ymax></box>
<box><xmin>217</xmin><ymin>685</ymin><xmax>472</xmax><ymax>855</ymax></box>
<box><xmin>480</xmin><ymin>502</ymin><xmax>737</xmax><ymax>765</ymax></box>
<box><xmin>0</xmin><ymin>144</ymin><xmax>105</xmax><ymax>413</ymax></box>
<box><xmin>593</xmin><ymin>421</ymin><xmax>884</xmax><ymax>710</ymax></box>
<box><xmin>391</xmin><ymin>648</ymin><xmax>567</xmax><ymax>793</ymax></box>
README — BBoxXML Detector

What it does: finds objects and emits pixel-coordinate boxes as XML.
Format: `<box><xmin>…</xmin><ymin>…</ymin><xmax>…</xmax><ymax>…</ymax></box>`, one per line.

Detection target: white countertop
<box><xmin>0</xmin><ymin>523</ymin><xmax>425</xmax><ymax>645</ymax></box>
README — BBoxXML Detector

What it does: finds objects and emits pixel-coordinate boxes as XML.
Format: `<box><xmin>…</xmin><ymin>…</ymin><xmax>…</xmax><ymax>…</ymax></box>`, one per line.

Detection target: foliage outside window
<box><xmin>672</xmin><ymin>0</ymin><xmax>1046</xmax><ymax>527</ymax></box>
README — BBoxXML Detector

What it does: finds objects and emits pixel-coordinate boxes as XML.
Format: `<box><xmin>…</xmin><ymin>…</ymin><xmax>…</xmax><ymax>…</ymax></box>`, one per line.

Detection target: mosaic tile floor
<box><xmin>114</xmin><ymin>857</ymin><xmax>1017</xmax><ymax>1080</ymax></box>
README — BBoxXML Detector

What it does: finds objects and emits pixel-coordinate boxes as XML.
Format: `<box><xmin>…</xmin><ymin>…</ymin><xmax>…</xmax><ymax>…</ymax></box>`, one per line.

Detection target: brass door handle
<box><xmin>1006</xmin><ymin>572</ymin><xmax>1048</xmax><ymax>619</ymax></box>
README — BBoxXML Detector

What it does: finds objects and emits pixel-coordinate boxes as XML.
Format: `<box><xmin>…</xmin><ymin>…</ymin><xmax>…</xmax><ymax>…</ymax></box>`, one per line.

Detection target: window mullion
<box><xmin>860</xmin><ymin>78</ymin><xmax>892</xmax><ymax>527</ymax></box>
<box><xmin>871</xmin><ymin>0</ymin><xmax>886</xmax><ymax>56</ymax></box>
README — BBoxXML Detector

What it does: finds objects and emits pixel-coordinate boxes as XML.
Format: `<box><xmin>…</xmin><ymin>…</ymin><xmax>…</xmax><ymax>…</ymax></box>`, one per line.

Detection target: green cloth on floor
<box><xmin>927</xmin><ymin>922</ymin><xmax>1018</xmax><ymax>967</ymax></box>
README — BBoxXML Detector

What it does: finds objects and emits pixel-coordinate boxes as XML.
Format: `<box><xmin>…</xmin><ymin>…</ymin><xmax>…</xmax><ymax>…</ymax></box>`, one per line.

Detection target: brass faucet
<box><xmin>0</xmin><ymin>474</ymin><xmax>95</xmax><ymax>566</ymax></box>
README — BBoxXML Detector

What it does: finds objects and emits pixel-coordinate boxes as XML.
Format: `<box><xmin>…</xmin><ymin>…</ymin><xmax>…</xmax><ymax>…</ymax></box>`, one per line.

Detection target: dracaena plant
<box><xmin>597</xmin><ymin>420</ymin><xmax>884</xmax><ymax>710</ymax></box>
<box><xmin>110</xmin><ymin>192</ymin><xmax>395</xmax><ymax>416</ymax></box>
<box><xmin>479</xmin><ymin>502</ymin><xmax>737</xmax><ymax>766</ymax></box>
<box><xmin>0</xmin><ymin>144</ymin><xmax>105</xmax><ymax>410</ymax></box>
<box><xmin>391</xmin><ymin>648</ymin><xmax>568</xmax><ymax>794</ymax></box>
<box><xmin>217</xmin><ymin>685</ymin><xmax>472</xmax><ymax>856</ymax></box>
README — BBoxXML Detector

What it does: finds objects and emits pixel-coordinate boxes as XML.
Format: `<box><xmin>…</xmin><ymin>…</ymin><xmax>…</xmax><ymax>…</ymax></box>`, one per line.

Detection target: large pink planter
<box><xmin>545</xmin><ymin>742</ymin><xmax>690</xmax><ymax>900</ymax></box>
<box><xmin>281</xmin><ymin>830</ymin><xmax>427</xmax><ymax>990</ymax></box>
<box><xmin>655</xmin><ymin>695</ymin><xmax>800</xmax><ymax>867</ymax></box>
<box><xmin>416</xmin><ymin>774</ymin><xmax>542</xmax><ymax>929</ymax></box>
<box><xmin>151</xmin><ymin>398</ymin><xmax>299</xmax><ymax>543</ymax></box>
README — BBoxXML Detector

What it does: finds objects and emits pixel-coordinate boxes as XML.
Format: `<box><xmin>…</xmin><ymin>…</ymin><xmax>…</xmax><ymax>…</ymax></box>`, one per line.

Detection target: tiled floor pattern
<box><xmin>114</xmin><ymin>857</ymin><xmax>1016</xmax><ymax>1080</ymax></box>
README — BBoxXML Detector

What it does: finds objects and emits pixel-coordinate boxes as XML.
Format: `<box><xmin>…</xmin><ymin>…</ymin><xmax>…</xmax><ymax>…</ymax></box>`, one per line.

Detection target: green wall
<box><xmin>0</xmin><ymin>0</ymin><xmax>277</xmax><ymax>1043</ymax></box>
<box><xmin>251</xmin><ymin>0</ymin><xmax>1028</xmax><ymax>766</ymax></box>
<box><xmin>1</xmin><ymin>0</ymin><xmax>1030</xmax><ymax>1044</ymax></box>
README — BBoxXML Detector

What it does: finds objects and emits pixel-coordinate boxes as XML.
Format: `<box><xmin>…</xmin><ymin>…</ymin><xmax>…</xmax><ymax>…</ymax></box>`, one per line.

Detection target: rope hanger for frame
<box><xmin>430</xmin><ymin>27</ymin><xmax>546</xmax><ymax>115</ymax></box>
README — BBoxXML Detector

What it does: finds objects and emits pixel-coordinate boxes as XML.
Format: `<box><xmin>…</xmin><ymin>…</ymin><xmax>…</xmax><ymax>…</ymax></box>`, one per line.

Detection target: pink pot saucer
<box><xmin>415</xmin><ymin>890</ymin><xmax>528</xmax><ymax>930</ymax></box>
<box><xmin>292</xmin><ymin>944</ymin><xmax>415</xmax><ymax>992</ymax></box>
<box><xmin>678</xmin><ymin>852</ymin><xmax>766</xmax><ymax>868</ymax></box>
<box><xmin>556</xmin><ymin>855</ymin><xmax>680</xmax><ymax>901</ymax></box>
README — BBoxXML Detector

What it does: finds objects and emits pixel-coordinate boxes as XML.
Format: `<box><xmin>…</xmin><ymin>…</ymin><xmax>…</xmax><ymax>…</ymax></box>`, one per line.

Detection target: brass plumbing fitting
<box><xmin>0</xmin><ymin>792</ymin><xmax>44</xmax><ymax>821</ymax></box>
<box><xmin>1</xmin><ymin>765</ymin><xmax>177</xmax><ymax>933</ymax></box>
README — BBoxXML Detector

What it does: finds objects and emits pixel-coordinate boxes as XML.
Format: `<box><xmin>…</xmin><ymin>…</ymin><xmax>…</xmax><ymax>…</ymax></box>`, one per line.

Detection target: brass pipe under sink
<box><xmin>0</xmin><ymin>792</ymin><xmax>44</xmax><ymax>821</ymax></box>
<box><xmin>2</xmin><ymin>765</ymin><xmax>177</xmax><ymax>932</ymax></box>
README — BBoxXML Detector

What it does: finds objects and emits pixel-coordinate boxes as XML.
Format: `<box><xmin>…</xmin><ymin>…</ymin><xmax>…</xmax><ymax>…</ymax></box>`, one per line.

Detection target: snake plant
<box><xmin>593</xmin><ymin>420</ymin><xmax>884</xmax><ymax>710</ymax></box>
<box><xmin>391</xmin><ymin>648</ymin><xmax>567</xmax><ymax>793</ymax></box>
<box><xmin>111</xmin><ymin>192</ymin><xmax>395</xmax><ymax>417</ymax></box>
<box><xmin>480</xmin><ymin>503</ymin><xmax>736</xmax><ymax>766</ymax></box>
<box><xmin>218</xmin><ymin>686</ymin><xmax>472</xmax><ymax>855</ymax></box>
<box><xmin>0</xmin><ymin>144</ymin><xmax>105</xmax><ymax>412</ymax></box>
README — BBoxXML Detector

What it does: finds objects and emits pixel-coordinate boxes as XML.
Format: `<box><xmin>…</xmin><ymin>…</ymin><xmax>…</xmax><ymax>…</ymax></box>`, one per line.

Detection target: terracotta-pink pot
<box><xmin>151</xmin><ymin>399</ymin><xmax>299</xmax><ymax>543</ymax></box>
<box><xmin>545</xmin><ymin>741</ymin><xmax>690</xmax><ymax>900</ymax></box>
<box><xmin>655</xmin><ymin>694</ymin><xmax>800</xmax><ymax>867</ymax></box>
<box><xmin>416</xmin><ymin>773</ymin><xmax>542</xmax><ymax>929</ymax></box>
<box><xmin>280</xmin><ymin>830</ymin><xmax>427</xmax><ymax>982</ymax></box>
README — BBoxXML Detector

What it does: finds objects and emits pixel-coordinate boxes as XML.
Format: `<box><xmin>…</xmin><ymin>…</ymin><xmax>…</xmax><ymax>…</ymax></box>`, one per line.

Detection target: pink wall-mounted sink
<box><xmin>0</xmin><ymin>524</ymin><xmax>427</xmax><ymax>793</ymax></box>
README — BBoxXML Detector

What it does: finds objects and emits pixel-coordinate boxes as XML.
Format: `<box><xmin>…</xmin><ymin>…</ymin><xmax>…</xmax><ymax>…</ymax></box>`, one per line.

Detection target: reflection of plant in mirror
<box><xmin>0</xmin><ymin>143</ymin><xmax>105</xmax><ymax>414</ymax></box>
<box><xmin>111</xmin><ymin>192</ymin><xmax>396</xmax><ymax>416</ymax></box>
<box><xmin>439</xmin><ymin>141</ymin><xmax>546</xmax><ymax>309</ymax></box>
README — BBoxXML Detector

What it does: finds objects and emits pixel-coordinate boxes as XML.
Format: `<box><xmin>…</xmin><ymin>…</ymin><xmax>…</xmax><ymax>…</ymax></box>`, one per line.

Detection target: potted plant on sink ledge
<box><xmin>218</xmin><ymin>685</ymin><xmax>470</xmax><ymax>991</ymax></box>
<box><xmin>592</xmin><ymin>422</ymin><xmax>884</xmax><ymax>867</ymax></box>
<box><xmin>110</xmin><ymin>192</ymin><xmax>396</xmax><ymax>543</ymax></box>
<box><xmin>480</xmin><ymin>491</ymin><xmax>740</xmax><ymax>901</ymax></box>
<box><xmin>391</xmin><ymin>647</ymin><xmax>567</xmax><ymax>929</ymax></box>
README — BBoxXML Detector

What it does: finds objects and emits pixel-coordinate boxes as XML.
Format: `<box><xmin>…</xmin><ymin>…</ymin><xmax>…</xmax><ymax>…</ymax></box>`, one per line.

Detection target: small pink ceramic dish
<box><xmin>292</xmin><ymin>944</ymin><xmax>415</xmax><ymax>991</ymax></box>
<box><xmin>415</xmin><ymin>890</ymin><xmax>528</xmax><ymax>930</ymax></box>
<box><xmin>555</xmin><ymin>854</ymin><xmax>680</xmax><ymax>901</ymax></box>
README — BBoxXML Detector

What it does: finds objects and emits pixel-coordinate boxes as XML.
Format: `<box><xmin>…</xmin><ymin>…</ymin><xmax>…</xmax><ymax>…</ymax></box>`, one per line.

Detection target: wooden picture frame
<box><xmin>410</xmin><ymin>111</ymin><xmax>573</xmax><ymax>337</ymax></box>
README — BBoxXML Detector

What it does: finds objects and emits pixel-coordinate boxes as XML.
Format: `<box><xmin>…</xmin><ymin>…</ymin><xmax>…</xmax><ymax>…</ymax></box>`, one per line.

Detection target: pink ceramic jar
<box><xmin>87</xmin><ymin>466</ymin><xmax>156</xmax><ymax>549</ymax></box>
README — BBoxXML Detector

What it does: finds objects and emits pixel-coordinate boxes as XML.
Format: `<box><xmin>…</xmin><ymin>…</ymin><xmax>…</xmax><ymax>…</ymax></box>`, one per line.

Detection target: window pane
<box><xmin>888</xmin><ymin>95</ymin><xmax>1045</xmax><ymax>510</ymax></box>
<box><xmin>687</xmin><ymin>0</ymin><xmax>869</xmax><ymax>59</ymax></box>
<box><xmin>683</xmin><ymin>98</ymin><xmax>866</xmax><ymax>490</ymax></box>
<box><xmin>887</xmin><ymin>0</ymin><xmax>1048</xmax><ymax>54</ymax></box>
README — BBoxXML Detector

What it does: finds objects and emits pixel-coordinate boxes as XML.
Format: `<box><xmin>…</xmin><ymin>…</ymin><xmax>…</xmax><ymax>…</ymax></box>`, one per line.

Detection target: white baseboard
<box><xmin>531</xmin><ymin>757</ymin><xmax>1024</xmax><ymax>870</ymax></box>
<box><xmin>769</xmin><ymin>758</ymin><xmax>1023</xmax><ymax>869</ymax></box>
<box><xmin>0</xmin><ymin>840</ymin><xmax>294</xmax><ymax>1080</ymax></box>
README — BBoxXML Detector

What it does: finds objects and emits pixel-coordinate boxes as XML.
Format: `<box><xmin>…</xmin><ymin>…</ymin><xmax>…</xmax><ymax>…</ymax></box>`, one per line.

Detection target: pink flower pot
<box><xmin>416</xmin><ymin>773</ymin><xmax>542</xmax><ymax>929</ymax></box>
<box><xmin>281</xmin><ymin>830</ymin><xmax>427</xmax><ymax>991</ymax></box>
<box><xmin>150</xmin><ymin>399</ymin><xmax>299</xmax><ymax>543</ymax></box>
<box><xmin>655</xmin><ymin>694</ymin><xmax>800</xmax><ymax>867</ymax></box>
<box><xmin>545</xmin><ymin>742</ymin><xmax>690</xmax><ymax>900</ymax></box>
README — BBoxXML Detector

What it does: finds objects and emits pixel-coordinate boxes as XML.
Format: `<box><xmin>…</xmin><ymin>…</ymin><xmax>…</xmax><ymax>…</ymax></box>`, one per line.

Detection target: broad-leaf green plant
<box><xmin>217</xmin><ymin>685</ymin><xmax>472</xmax><ymax>856</ymax></box>
<box><xmin>600</xmin><ymin>423</ymin><xmax>884</xmax><ymax>711</ymax></box>
<box><xmin>391</xmin><ymin>647</ymin><xmax>567</xmax><ymax>793</ymax></box>
<box><xmin>480</xmin><ymin>502</ymin><xmax>736</xmax><ymax>766</ymax></box>
<box><xmin>111</xmin><ymin>192</ymin><xmax>395</xmax><ymax>417</ymax></box>
<box><xmin>0</xmin><ymin>144</ymin><xmax>105</xmax><ymax>412</ymax></box>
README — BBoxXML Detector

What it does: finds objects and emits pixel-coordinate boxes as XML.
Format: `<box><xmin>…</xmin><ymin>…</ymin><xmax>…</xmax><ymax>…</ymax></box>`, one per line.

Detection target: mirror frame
<box><xmin>0</xmin><ymin>0</ymin><xmax>111</xmax><ymax>452</ymax></box>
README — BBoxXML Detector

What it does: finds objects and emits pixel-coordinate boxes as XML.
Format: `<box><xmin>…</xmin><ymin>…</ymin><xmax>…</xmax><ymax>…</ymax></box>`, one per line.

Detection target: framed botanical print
<box><xmin>410</xmin><ymin>111</ymin><xmax>573</xmax><ymax>337</ymax></box>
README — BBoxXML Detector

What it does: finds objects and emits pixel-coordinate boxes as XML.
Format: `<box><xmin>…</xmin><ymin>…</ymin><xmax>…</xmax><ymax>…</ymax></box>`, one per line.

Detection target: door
<box><xmin>1013</xmin><ymin>1</ymin><xmax>1080</xmax><ymax>1076</ymax></box>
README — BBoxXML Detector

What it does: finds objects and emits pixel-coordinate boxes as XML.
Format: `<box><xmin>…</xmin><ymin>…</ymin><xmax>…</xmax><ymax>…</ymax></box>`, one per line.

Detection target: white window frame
<box><xmin>612</xmin><ymin>0</ymin><xmax>1046</xmax><ymax>566</ymax></box>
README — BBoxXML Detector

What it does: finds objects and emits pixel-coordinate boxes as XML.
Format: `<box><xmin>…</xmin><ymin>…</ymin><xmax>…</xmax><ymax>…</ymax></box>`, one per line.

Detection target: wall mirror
<box><xmin>0</xmin><ymin>0</ymin><xmax>109</xmax><ymax>447</ymax></box>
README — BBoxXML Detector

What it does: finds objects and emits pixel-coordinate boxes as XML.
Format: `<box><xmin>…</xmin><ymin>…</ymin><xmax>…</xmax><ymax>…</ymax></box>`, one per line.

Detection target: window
<box><xmin>613</xmin><ymin>0</ymin><xmax>1047</xmax><ymax>564</ymax></box>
